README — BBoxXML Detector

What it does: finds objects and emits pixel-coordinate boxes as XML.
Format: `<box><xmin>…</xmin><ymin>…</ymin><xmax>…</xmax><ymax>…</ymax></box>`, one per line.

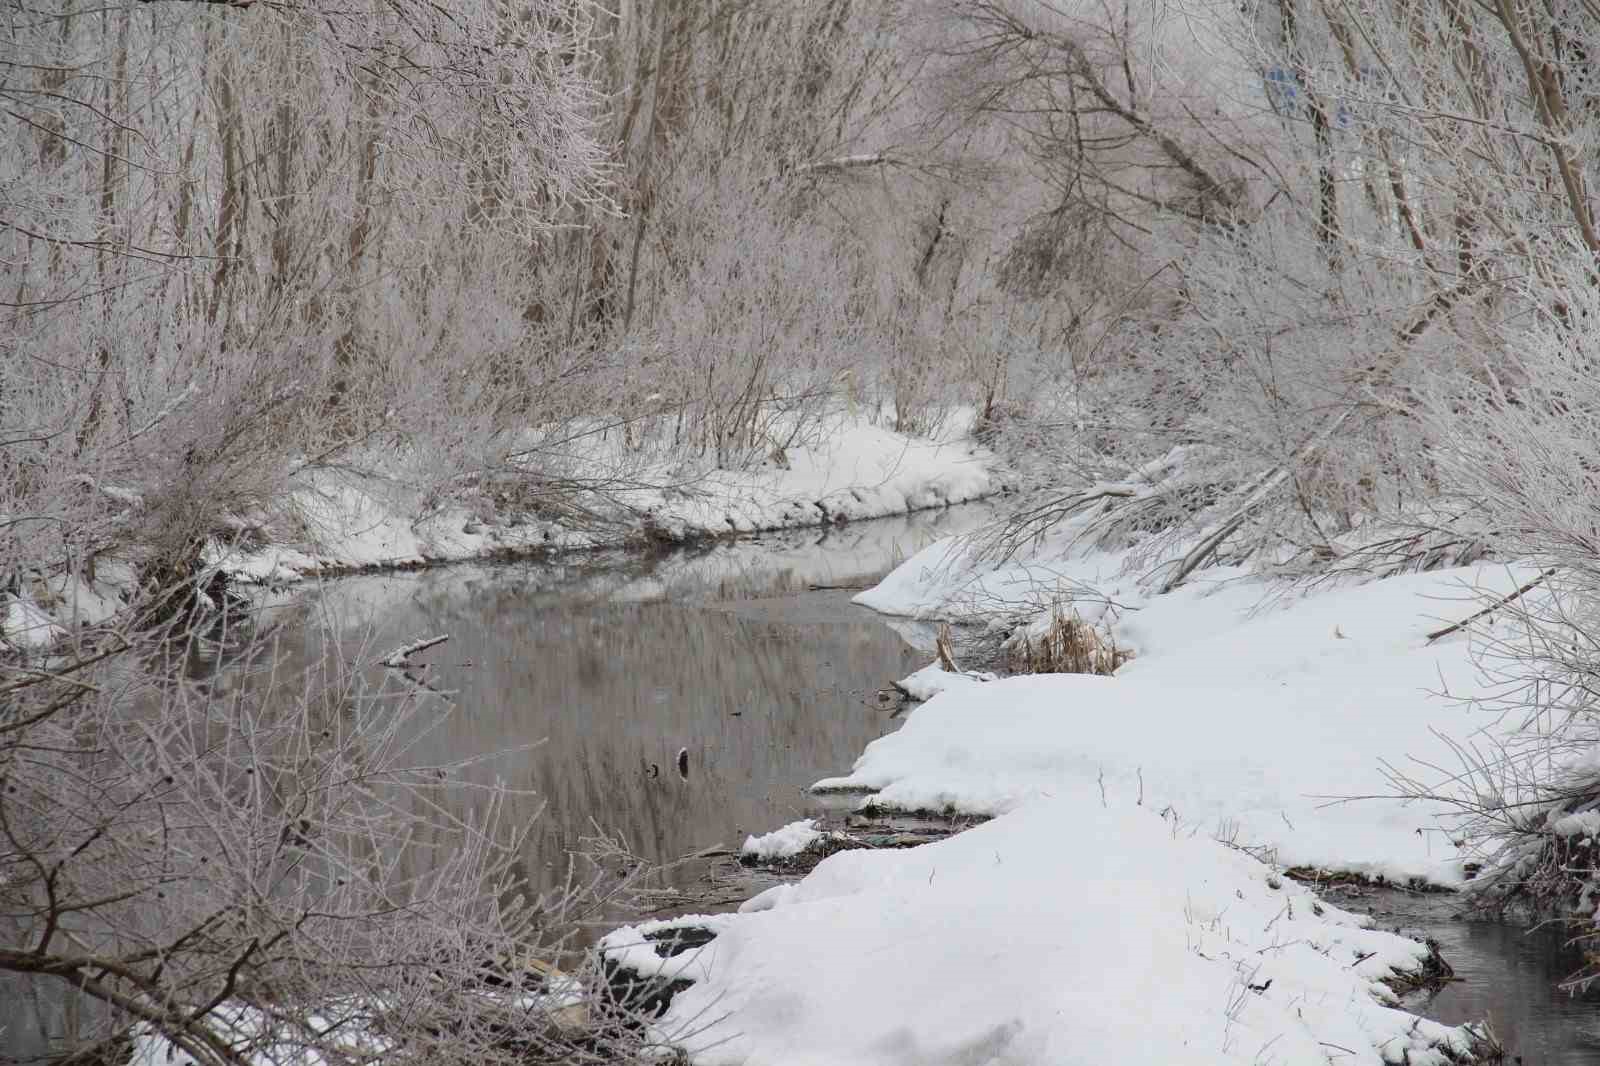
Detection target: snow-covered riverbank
<box><xmin>216</xmin><ymin>419</ymin><xmax>998</xmax><ymax>582</ymax></box>
<box><xmin>603</xmin><ymin>524</ymin><xmax>1525</xmax><ymax>1064</ymax></box>
<box><xmin>606</xmin><ymin>798</ymin><xmax>1493</xmax><ymax>1065</ymax></box>
<box><xmin>838</xmin><ymin>556</ymin><xmax>1523</xmax><ymax>885</ymax></box>
<box><xmin>1</xmin><ymin>417</ymin><xmax>1000</xmax><ymax>649</ymax></box>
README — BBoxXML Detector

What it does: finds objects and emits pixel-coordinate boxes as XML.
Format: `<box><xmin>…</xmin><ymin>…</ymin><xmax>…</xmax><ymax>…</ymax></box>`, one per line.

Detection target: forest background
<box><xmin>5</xmin><ymin>0</ymin><xmax>1600</xmax><ymax>1062</ymax></box>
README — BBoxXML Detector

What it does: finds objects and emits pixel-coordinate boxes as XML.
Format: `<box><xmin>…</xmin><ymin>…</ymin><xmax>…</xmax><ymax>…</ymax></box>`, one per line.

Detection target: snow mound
<box><xmin>219</xmin><ymin>415</ymin><xmax>1000</xmax><ymax>583</ymax></box>
<box><xmin>741</xmin><ymin>819</ymin><xmax>825</xmax><ymax>861</ymax></box>
<box><xmin>605</xmin><ymin>798</ymin><xmax>1491</xmax><ymax>1066</ymax></box>
<box><xmin>840</xmin><ymin>557</ymin><xmax>1541</xmax><ymax>885</ymax></box>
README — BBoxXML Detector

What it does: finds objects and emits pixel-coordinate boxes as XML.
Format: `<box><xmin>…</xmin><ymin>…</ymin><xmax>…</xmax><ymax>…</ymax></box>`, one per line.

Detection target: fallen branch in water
<box><xmin>380</xmin><ymin>634</ymin><xmax>450</xmax><ymax>668</ymax></box>
<box><xmin>1424</xmin><ymin>569</ymin><xmax>1556</xmax><ymax>645</ymax></box>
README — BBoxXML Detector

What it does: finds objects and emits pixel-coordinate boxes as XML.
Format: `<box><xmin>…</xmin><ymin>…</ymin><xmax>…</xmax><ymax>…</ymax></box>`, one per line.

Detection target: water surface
<box><xmin>268</xmin><ymin>506</ymin><xmax>993</xmax><ymax>904</ymax></box>
<box><xmin>1339</xmin><ymin>886</ymin><xmax>1600</xmax><ymax>1063</ymax></box>
<box><xmin>0</xmin><ymin>506</ymin><xmax>991</xmax><ymax>1061</ymax></box>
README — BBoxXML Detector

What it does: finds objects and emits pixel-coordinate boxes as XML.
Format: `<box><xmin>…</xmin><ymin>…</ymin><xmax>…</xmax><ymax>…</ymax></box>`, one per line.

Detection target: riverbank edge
<box><xmin>2</xmin><ymin>424</ymin><xmax>1013</xmax><ymax>651</ymax></box>
<box><xmin>1</xmin><ymin>493</ymin><xmax>1009</xmax><ymax>657</ymax></box>
<box><xmin>608</xmin><ymin>603</ymin><xmax>1511</xmax><ymax>1064</ymax></box>
<box><xmin>222</xmin><ymin>486</ymin><xmax>1014</xmax><ymax>589</ymax></box>
<box><xmin>604</xmin><ymin>794</ymin><xmax>1507</xmax><ymax>1066</ymax></box>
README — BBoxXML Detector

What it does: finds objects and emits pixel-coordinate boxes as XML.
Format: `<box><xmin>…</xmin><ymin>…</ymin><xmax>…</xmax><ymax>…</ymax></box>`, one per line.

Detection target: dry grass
<box><xmin>1007</xmin><ymin>606</ymin><xmax>1131</xmax><ymax>676</ymax></box>
<box><xmin>936</xmin><ymin>623</ymin><xmax>962</xmax><ymax>672</ymax></box>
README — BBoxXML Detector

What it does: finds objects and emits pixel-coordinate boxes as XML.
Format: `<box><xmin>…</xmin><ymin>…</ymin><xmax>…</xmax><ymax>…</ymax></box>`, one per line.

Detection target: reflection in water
<box><xmin>269</xmin><ymin>508</ymin><xmax>993</xmax><ymax>909</ymax></box>
<box><xmin>1341</xmin><ymin>888</ymin><xmax>1600</xmax><ymax>1064</ymax></box>
<box><xmin>0</xmin><ymin>507</ymin><xmax>992</xmax><ymax>1061</ymax></box>
<box><xmin>371</xmin><ymin>589</ymin><xmax>923</xmax><ymax>899</ymax></box>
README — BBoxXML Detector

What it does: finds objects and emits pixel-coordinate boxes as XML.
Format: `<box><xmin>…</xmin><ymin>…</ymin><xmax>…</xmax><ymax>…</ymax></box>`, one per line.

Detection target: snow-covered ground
<box><xmin>739</xmin><ymin>819</ymin><xmax>827</xmax><ymax>862</ymax></box>
<box><xmin>838</xmin><ymin>559</ymin><xmax>1524</xmax><ymax>884</ymax></box>
<box><xmin>603</xmin><ymin>522</ymin><xmax>1527</xmax><ymax>1064</ymax></box>
<box><xmin>218</xmin><ymin>416</ymin><xmax>998</xmax><ymax>585</ymax></box>
<box><xmin>604</xmin><ymin>799</ymin><xmax>1492</xmax><ymax>1065</ymax></box>
<box><xmin>1</xmin><ymin>415</ymin><xmax>999</xmax><ymax>651</ymax></box>
<box><xmin>2</xmin><ymin>592</ymin><xmax>64</xmax><ymax>650</ymax></box>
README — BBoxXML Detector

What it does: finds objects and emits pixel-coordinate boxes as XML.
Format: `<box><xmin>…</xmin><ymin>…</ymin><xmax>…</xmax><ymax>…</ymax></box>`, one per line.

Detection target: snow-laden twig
<box><xmin>379</xmin><ymin>634</ymin><xmax>450</xmax><ymax>668</ymax></box>
<box><xmin>126</xmin><ymin>383</ymin><xmax>198</xmax><ymax>445</ymax></box>
<box><xmin>1424</xmin><ymin>569</ymin><xmax>1557</xmax><ymax>645</ymax></box>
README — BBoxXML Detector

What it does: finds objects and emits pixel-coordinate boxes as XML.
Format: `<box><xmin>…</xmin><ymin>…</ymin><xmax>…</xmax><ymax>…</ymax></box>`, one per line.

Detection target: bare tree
<box><xmin>1</xmin><ymin>0</ymin><xmax>629</xmax><ymax>612</ymax></box>
<box><xmin>0</xmin><ymin>610</ymin><xmax>651</xmax><ymax>1063</ymax></box>
<box><xmin>920</xmin><ymin>0</ymin><xmax>1600</xmax><ymax>583</ymax></box>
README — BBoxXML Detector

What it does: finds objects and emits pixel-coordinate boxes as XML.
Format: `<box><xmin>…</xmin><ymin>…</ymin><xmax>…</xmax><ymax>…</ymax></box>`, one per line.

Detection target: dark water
<box><xmin>12</xmin><ymin>505</ymin><xmax>1600</xmax><ymax>1061</ymax></box>
<box><xmin>357</xmin><ymin>585</ymin><xmax>925</xmax><ymax>893</ymax></box>
<box><xmin>1336</xmin><ymin>887</ymin><xmax>1600</xmax><ymax>1064</ymax></box>
<box><xmin>0</xmin><ymin>507</ymin><xmax>985</xmax><ymax>1060</ymax></box>
<box><xmin>256</xmin><ymin>507</ymin><xmax>990</xmax><ymax>906</ymax></box>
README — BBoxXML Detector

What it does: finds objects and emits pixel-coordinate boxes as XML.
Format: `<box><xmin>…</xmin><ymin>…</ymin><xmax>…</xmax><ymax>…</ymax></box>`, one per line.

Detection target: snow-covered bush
<box><xmin>1390</xmin><ymin>266</ymin><xmax>1600</xmax><ymax>960</ymax></box>
<box><xmin>0</xmin><ymin>614</ymin><xmax>654</xmax><ymax>1063</ymax></box>
<box><xmin>1</xmin><ymin>0</ymin><xmax>615</xmax><ymax>595</ymax></box>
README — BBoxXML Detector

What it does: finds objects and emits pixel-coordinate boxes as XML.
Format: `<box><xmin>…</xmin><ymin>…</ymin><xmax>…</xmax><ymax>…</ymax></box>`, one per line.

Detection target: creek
<box><xmin>255</xmin><ymin>505</ymin><xmax>991</xmax><ymax>910</ymax></box>
<box><xmin>275</xmin><ymin>511</ymin><xmax>1600</xmax><ymax>1062</ymax></box>
<box><xmin>1333</xmin><ymin>885</ymin><xmax>1600</xmax><ymax>1064</ymax></box>
<box><xmin>6</xmin><ymin>506</ymin><xmax>1599</xmax><ymax>1061</ymax></box>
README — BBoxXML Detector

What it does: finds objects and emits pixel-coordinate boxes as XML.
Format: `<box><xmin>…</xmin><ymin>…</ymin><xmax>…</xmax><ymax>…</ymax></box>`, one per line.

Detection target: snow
<box><xmin>641</xmin><ymin>417</ymin><xmax>993</xmax><ymax>537</ymax></box>
<box><xmin>605</xmin><ymin>798</ymin><xmax>1490</xmax><ymax>1066</ymax></box>
<box><xmin>595</xmin><ymin>528</ymin><xmax>1530</xmax><ymax>1064</ymax></box>
<box><xmin>34</xmin><ymin>567</ymin><xmax>130</xmax><ymax>631</ymax></box>
<box><xmin>1548</xmin><ymin>809</ymin><xmax>1600</xmax><ymax>839</ymax></box>
<box><xmin>741</xmin><ymin>819</ymin><xmax>826</xmax><ymax>861</ymax></box>
<box><xmin>846</xmin><ymin>529</ymin><xmax>1539</xmax><ymax>885</ymax></box>
<box><xmin>217</xmin><ymin>414</ymin><xmax>1000</xmax><ymax>584</ymax></box>
<box><xmin>1</xmin><ymin>591</ymin><xmax>64</xmax><ymax>649</ymax></box>
<box><xmin>126</xmin><ymin>979</ymin><xmax>584</xmax><ymax>1066</ymax></box>
<box><xmin>891</xmin><ymin>661</ymin><xmax>990</xmax><ymax>702</ymax></box>
<box><xmin>126</xmin><ymin>1001</ymin><xmax>389</xmax><ymax>1066</ymax></box>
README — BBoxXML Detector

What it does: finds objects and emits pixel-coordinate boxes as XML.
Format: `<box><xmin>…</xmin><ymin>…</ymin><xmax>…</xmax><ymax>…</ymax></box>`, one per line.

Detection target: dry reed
<box><xmin>1007</xmin><ymin>606</ymin><xmax>1130</xmax><ymax>676</ymax></box>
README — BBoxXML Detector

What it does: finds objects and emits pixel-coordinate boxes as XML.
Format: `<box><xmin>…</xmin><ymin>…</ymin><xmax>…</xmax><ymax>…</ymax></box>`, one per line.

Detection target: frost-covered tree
<box><xmin>0</xmin><ymin>3</ymin><xmax>667</xmax><ymax>1059</ymax></box>
<box><xmin>0</xmin><ymin>614</ymin><xmax>658</xmax><ymax>1062</ymax></box>
<box><xmin>918</xmin><ymin>0</ymin><xmax>1600</xmax><ymax>579</ymax></box>
<box><xmin>2</xmin><ymin>0</ymin><xmax>613</xmax><ymax>587</ymax></box>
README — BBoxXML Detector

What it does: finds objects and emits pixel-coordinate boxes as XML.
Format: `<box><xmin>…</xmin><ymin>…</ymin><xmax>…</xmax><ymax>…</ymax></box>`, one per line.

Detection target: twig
<box><xmin>126</xmin><ymin>383</ymin><xmax>199</xmax><ymax>445</ymax></box>
<box><xmin>1160</xmin><ymin>279</ymin><xmax>1482</xmax><ymax>595</ymax></box>
<box><xmin>379</xmin><ymin>634</ymin><xmax>450</xmax><ymax>668</ymax></box>
<box><xmin>1423</xmin><ymin>569</ymin><xmax>1556</xmax><ymax>644</ymax></box>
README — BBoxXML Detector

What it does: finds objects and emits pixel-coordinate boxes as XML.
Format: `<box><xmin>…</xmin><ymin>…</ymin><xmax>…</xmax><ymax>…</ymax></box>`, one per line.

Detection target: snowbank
<box><xmin>220</xmin><ymin>417</ymin><xmax>999</xmax><ymax>585</ymax></box>
<box><xmin>604</xmin><ymin>798</ymin><xmax>1492</xmax><ymax>1065</ymax></box>
<box><xmin>2</xmin><ymin>416</ymin><xmax>1000</xmax><ymax>649</ymax></box>
<box><xmin>740</xmin><ymin>819</ymin><xmax>826</xmax><ymax>861</ymax></box>
<box><xmin>597</xmin><ymin>528</ymin><xmax>1523</xmax><ymax>1064</ymax></box>
<box><xmin>847</xmin><ymin>528</ymin><xmax>1537</xmax><ymax>884</ymax></box>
